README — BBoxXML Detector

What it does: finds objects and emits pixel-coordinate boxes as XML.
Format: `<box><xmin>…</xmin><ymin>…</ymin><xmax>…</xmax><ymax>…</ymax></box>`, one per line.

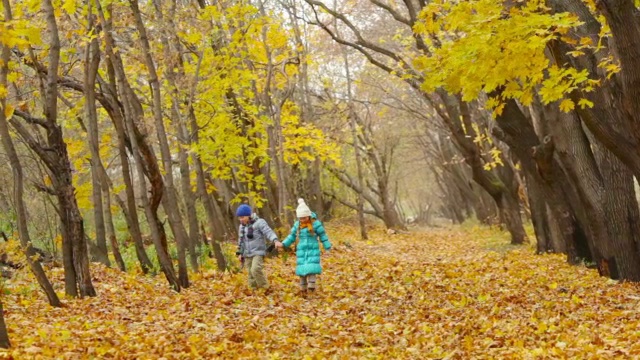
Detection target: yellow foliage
<box><xmin>414</xmin><ymin>0</ymin><xmax>601</xmax><ymax>114</ymax></box>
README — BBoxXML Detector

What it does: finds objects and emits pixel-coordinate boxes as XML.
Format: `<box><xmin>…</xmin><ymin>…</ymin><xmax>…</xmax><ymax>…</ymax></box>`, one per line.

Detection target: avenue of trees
<box><xmin>2</xmin><ymin>0</ymin><xmax>640</xmax><ymax>348</ymax></box>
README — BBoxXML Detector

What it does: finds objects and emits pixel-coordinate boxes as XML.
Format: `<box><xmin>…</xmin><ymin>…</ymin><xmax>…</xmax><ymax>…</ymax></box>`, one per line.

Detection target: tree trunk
<box><xmin>152</xmin><ymin>0</ymin><xmax>200</xmax><ymax>272</ymax></box>
<box><xmin>95</xmin><ymin>1</ymin><xmax>154</xmax><ymax>274</ymax></box>
<box><xmin>442</xmin><ymin>95</ymin><xmax>526</xmax><ymax>243</ymax></box>
<box><xmin>549</xmin><ymin>110</ymin><xmax>609</xmax><ymax>269</ymax></box>
<box><xmin>191</xmin><ymin>122</ymin><xmax>228</xmax><ymax>271</ymax></box>
<box><xmin>178</xmin><ymin>144</ymin><xmax>200</xmax><ymax>271</ymax></box>
<box><xmin>84</xmin><ymin>5</ymin><xmax>110</xmax><ymax>266</ymax></box>
<box><xmin>307</xmin><ymin>159</ymin><xmax>326</xmax><ymax>219</ymax></box>
<box><xmin>380</xmin><ymin>185</ymin><xmax>406</xmax><ymax>230</ymax></box>
<box><xmin>591</xmin><ymin>140</ymin><xmax>640</xmax><ymax>280</ymax></box>
<box><xmin>596</xmin><ymin>0</ymin><xmax>640</xmax><ymax>141</ymax></box>
<box><xmin>343</xmin><ymin>46</ymin><xmax>368</xmax><ymax>240</ymax></box>
<box><xmin>45</xmin><ymin>0</ymin><xmax>95</xmax><ymax>297</ymax></box>
<box><xmin>129</xmin><ymin>0</ymin><xmax>189</xmax><ymax>288</ymax></box>
<box><xmin>100</xmin><ymin>20</ymin><xmax>180</xmax><ymax>292</ymax></box>
<box><xmin>526</xmin><ymin>174</ymin><xmax>552</xmax><ymax>253</ymax></box>
<box><xmin>103</xmin><ymin>185</ymin><xmax>126</xmax><ymax>271</ymax></box>
<box><xmin>491</xmin><ymin>96</ymin><xmax>580</xmax><ymax>259</ymax></box>
<box><xmin>0</xmin><ymin>300</ymin><xmax>9</xmax><ymax>348</ymax></box>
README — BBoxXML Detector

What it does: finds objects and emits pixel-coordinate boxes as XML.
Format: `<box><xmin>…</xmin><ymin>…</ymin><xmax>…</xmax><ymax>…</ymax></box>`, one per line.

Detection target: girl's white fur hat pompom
<box><xmin>296</xmin><ymin>198</ymin><xmax>312</xmax><ymax>218</ymax></box>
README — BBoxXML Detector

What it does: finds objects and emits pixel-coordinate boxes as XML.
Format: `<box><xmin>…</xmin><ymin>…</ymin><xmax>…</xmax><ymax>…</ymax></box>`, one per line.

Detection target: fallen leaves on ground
<box><xmin>1</xmin><ymin>224</ymin><xmax>640</xmax><ymax>359</ymax></box>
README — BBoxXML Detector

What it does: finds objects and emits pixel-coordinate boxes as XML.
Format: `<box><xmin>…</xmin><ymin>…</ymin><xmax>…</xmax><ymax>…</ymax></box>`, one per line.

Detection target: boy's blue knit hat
<box><xmin>236</xmin><ymin>204</ymin><xmax>252</xmax><ymax>217</ymax></box>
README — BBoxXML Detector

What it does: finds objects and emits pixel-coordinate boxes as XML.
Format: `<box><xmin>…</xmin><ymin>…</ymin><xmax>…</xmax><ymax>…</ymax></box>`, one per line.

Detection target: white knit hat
<box><xmin>296</xmin><ymin>198</ymin><xmax>312</xmax><ymax>218</ymax></box>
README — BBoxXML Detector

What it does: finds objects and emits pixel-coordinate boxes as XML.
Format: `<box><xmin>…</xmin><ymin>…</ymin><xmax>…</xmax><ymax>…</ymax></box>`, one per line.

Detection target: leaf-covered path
<box><xmin>3</xmin><ymin>224</ymin><xmax>640</xmax><ymax>359</ymax></box>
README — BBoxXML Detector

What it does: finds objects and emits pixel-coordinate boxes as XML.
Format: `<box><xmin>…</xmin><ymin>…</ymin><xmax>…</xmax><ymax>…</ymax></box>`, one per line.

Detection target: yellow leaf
<box><xmin>3</xmin><ymin>104</ymin><xmax>14</xmax><ymax>118</ymax></box>
<box><xmin>62</xmin><ymin>0</ymin><xmax>76</xmax><ymax>15</ymax></box>
<box><xmin>559</xmin><ymin>99</ymin><xmax>575</xmax><ymax>113</ymax></box>
<box><xmin>578</xmin><ymin>98</ymin><xmax>594</xmax><ymax>109</ymax></box>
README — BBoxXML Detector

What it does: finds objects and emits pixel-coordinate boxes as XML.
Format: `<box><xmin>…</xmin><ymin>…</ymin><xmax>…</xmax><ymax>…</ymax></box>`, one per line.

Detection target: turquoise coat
<box><xmin>282</xmin><ymin>213</ymin><xmax>332</xmax><ymax>276</ymax></box>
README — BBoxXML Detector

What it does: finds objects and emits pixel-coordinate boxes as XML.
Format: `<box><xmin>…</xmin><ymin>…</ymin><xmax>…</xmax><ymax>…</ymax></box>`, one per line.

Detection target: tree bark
<box><xmin>44</xmin><ymin>0</ymin><xmax>95</xmax><ymax>297</ymax></box>
<box><xmin>83</xmin><ymin>3</ymin><xmax>110</xmax><ymax>266</ymax></box>
<box><xmin>0</xmin><ymin>300</ymin><xmax>9</xmax><ymax>348</ymax></box>
<box><xmin>590</xmin><ymin>140</ymin><xmax>640</xmax><ymax>280</ymax></box>
<box><xmin>129</xmin><ymin>0</ymin><xmax>189</xmax><ymax>289</ymax></box>
<box><xmin>151</xmin><ymin>0</ymin><xmax>200</xmax><ymax>272</ymax></box>
<box><xmin>596</xmin><ymin>0</ymin><xmax>640</xmax><ymax>140</ymax></box>
<box><xmin>103</xmin><ymin>184</ymin><xmax>126</xmax><ymax>271</ymax></box>
<box><xmin>94</xmin><ymin>0</ymin><xmax>155</xmax><ymax>274</ymax></box>
<box><xmin>491</xmin><ymin>95</ymin><xmax>583</xmax><ymax>260</ymax></box>
<box><xmin>445</xmin><ymin>96</ymin><xmax>526</xmax><ymax>244</ymax></box>
<box><xmin>343</xmin><ymin>45</ymin><xmax>368</xmax><ymax>240</ymax></box>
<box><xmin>94</xmin><ymin>1</ymin><xmax>179</xmax><ymax>291</ymax></box>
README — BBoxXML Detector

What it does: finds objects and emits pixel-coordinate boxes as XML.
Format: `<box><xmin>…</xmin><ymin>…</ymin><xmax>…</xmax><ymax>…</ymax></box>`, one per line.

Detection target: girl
<box><xmin>277</xmin><ymin>198</ymin><xmax>331</xmax><ymax>293</ymax></box>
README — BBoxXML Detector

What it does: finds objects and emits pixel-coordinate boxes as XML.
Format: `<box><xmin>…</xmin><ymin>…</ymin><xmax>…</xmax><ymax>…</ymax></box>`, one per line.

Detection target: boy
<box><xmin>236</xmin><ymin>204</ymin><xmax>281</xmax><ymax>291</ymax></box>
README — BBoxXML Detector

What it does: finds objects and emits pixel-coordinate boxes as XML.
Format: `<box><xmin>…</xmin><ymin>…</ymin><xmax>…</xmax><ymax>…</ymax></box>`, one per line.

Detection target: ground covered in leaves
<box><xmin>2</xmin><ymin>223</ymin><xmax>640</xmax><ymax>359</ymax></box>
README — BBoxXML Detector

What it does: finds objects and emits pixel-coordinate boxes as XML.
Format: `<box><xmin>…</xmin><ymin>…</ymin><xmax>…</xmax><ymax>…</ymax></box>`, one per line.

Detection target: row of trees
<box><xmin>0</xmin><ymin>0</ymin><xmax>428</xmax><ymax>347</ymax></box>
<box><xmin>0</xmin><ymin>0</ymin><xmax>419</xmax><ymax>310</ymax></box>
<box><xmin>302</xmin><ymin>0</ymin><xmax>640</xmax><ymax>282</ymax></box>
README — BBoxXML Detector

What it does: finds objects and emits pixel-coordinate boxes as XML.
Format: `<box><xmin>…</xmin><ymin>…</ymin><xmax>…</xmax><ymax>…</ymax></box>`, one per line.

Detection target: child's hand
<box><xmin>274</xmin><ymin>240</ymin><xmax>283</xmax><ymax>249</ymax></box>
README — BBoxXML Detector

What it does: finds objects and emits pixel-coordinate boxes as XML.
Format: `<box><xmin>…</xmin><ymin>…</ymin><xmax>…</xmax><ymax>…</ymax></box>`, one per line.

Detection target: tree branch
<box><xmin>12</xmin><ymin>109</ymin><xmax>49</xmax><ymax>129</ymax></box>
<box><xmin>8</xmin><ymin>117</ymin><xmax>56</xmax><ymax>173</ymax></box>
<box><xmin>304</xmin><ymin>0</ymin><xmax>425</xmax><ymax>89</ymax></box>
<box><xmin>369</xmin><ymin>0</ymin><xmax>410</xmax><ymax>25</ymax></box>
<box><xmin>325</xmin><ymin>191</ymin><xmax>380</xmax><ymax>217</ymax></box>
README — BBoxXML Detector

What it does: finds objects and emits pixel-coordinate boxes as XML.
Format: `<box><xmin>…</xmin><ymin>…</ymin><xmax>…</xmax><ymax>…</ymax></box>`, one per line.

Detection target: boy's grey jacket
<box><xmin>237</xmin><ymin>215</ymin><xmax>279</xmax><ymax>257</ymax></box>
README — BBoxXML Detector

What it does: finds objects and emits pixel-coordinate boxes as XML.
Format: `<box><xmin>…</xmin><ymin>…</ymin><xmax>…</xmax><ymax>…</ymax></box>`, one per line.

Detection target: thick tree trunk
<box><xmin>545</xmin><ymin>203</ymin><xmax>567</xmax><ymax>254</ymax></box>
<box><xmin>596</xmin><ymin>0</ymin><xmax>640</xmax><ymax>140</ymax></box>
<box><xmin>549</xmin><ymin>110</ymin><xmax>609</xmax><ymax>267</ymax></box>
<box><xmin>441</xmin><ymin>95</ymin><xmax>526</xmax><ymax>243</ymax></box>
<box><xmin>58</xmin><ymin>183</ymin><xmax>96</xmax><ymax>297</ymax></box>
<box><xmin>42</xmin><ymin>0</ymin><xmax>96</xmax><ymax>298</ymax></box>
<box><xmin>492</xmin><ymin>96</ymin><xmax>582</xmax><ymax>260</ymax></box>
<box><xmin>591</xmin><ymin>141</ymin><xmax>640</xmax><ymax>280</ymax></box>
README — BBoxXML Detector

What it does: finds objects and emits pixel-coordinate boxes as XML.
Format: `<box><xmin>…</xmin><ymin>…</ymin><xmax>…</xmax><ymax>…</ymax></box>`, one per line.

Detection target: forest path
<box><xmin>2</xmin><ymin>224</ymin><xmax>639</xmax><ymax>359</ymax></box>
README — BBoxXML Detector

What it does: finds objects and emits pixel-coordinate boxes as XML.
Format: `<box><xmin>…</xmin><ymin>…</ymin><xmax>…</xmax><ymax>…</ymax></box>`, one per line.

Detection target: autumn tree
<box><xmin>0</xmin><ymin>0</ymin><xmax>61</xmax><ymax>305</ymax></box>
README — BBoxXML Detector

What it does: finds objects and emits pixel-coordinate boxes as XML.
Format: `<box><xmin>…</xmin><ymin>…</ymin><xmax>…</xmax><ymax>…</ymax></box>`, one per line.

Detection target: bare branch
<box><xmin>324</xmin><ymin>191</ymin><xmax>380</xmax><ymax>217</ymax></box>
<box><xmin>12</xmin><ymin>109</ymin><xmax>49</xmax><ymax>129</ymax></box>
<box><xmin>369</xmin><ymin>0</ymin><xmax>411</xmax><ymax>25</ymax></box>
